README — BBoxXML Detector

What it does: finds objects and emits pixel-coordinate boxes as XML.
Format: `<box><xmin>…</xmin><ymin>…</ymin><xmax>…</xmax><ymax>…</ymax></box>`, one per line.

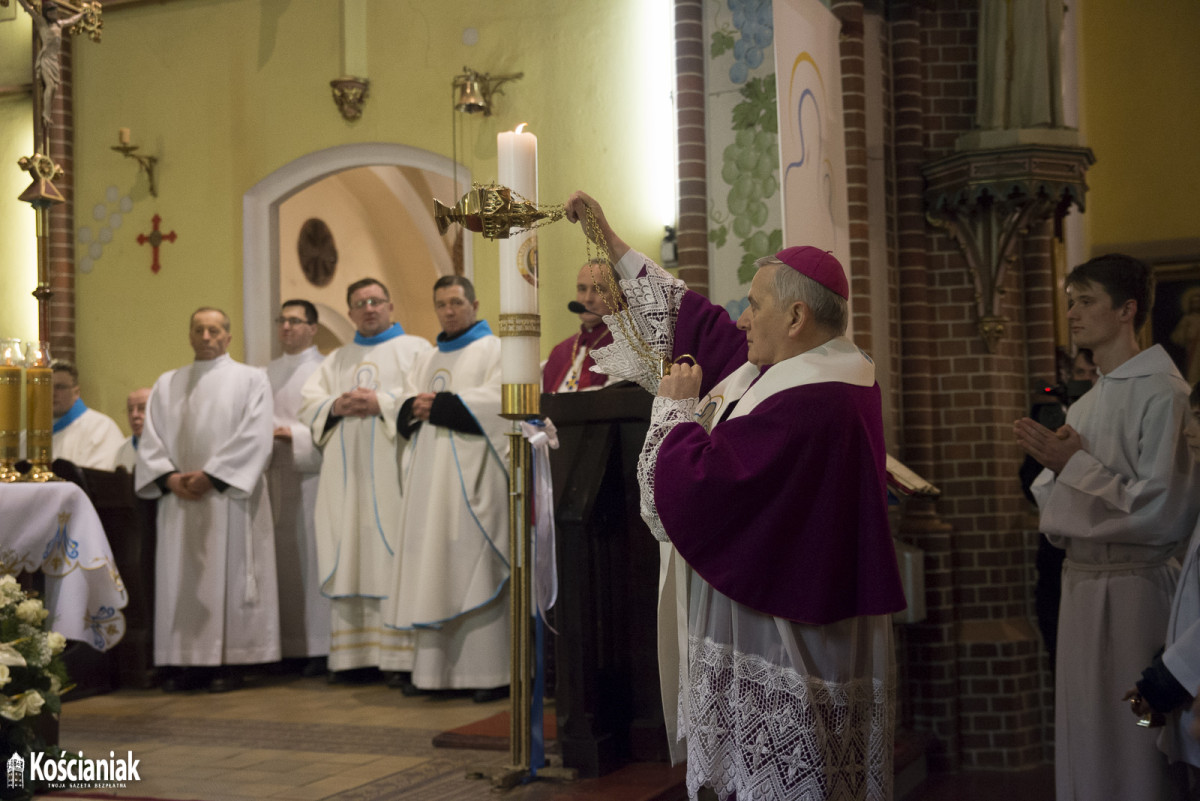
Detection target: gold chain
<box><xmin>504</xmin><ymin>187</ymin><xmax>566</xmax><ymax>235</ymax></box>
<box><xmin>583</xmin><ymin>207</ymin><xmax>669</xmax><ymax>377</ymax></box>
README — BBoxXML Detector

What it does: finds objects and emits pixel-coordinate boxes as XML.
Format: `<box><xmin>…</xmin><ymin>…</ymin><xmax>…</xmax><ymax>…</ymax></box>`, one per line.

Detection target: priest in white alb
<box><xmin>51</xmin><ymin>359</ymin><xmax>125</xmax><ymax>470</ymax></box>
<box><xmin>135</xmin><ymin>307</ymin><xmax>280</xmax><ymax>693</ymax></box>
<box><xmin>299</xmin><ymin>278</ymin><xmax>432</xmax><ymax>680</ymax></box>
<box><xmin>266</xmin><ymin>299</ymin><xmax>329</xmax><ymax>675</ymax></box>
<box><xmin>385</xmin><ymin>275</ymin><xmax>510</xmax><ymax>703</ymax></box>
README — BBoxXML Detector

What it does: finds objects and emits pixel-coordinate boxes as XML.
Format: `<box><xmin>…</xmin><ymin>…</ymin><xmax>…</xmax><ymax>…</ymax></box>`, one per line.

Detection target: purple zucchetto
<box><xmin>775</xmin><ymin>246</ymin><xmax>849</xmax><ymax>300</ymax></box>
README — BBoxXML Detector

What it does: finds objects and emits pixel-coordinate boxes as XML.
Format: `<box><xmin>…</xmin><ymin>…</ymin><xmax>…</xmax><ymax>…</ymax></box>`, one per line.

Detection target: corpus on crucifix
<box><xmin>14</xmin><ymin>0</ymin><xmax>102</xmax><ymax>140</ymax></box>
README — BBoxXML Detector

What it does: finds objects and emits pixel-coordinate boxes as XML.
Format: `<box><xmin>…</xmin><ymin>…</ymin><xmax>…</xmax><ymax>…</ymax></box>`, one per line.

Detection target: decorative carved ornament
<box><xmin>922</xmin><ymin>144</ymin><xmax>1094</xmax><ymax>353</ymax></box>
<box><xmin>330</xmin><ymin>76</ymin><xmax>369</xmax><ymax>121</ymax></box>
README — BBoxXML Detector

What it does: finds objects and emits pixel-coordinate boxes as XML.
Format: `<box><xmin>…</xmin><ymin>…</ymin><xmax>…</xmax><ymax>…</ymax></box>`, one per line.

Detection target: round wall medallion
<box><xmin>298</xmin><ymin>218</ymin><xmax>338</xmax><ymax>287</ymax></box>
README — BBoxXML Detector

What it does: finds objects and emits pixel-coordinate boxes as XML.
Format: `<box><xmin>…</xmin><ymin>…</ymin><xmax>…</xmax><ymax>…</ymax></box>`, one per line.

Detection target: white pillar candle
<box><xmin>497</xmin><ymin>125</ymin><xmax>540</xmax><ymax>387</ymax></box>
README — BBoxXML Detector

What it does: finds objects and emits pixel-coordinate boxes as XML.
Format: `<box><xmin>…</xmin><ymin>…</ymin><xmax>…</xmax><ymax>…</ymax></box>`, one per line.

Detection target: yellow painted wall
<box><xmin>4</xmin><ymin>0</ymin><xmax>671</xmax><ymax>427</ymax></box>
<box><xmin>1078</xmin><ymin>0</ymin><xmax>1200</xmax><ymax>252</ymax></box>
<box><xmin>5</xmin><ymin>1</ymin><xmax>1197</xmax><ymax>429</ymax></box>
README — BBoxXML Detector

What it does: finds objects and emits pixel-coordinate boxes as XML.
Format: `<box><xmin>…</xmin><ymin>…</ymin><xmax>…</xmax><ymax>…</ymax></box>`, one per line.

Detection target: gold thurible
<box><xmin>433</xmin><ymin>183</ymin><xmax>565</xmax><ymax>241</ymax></box>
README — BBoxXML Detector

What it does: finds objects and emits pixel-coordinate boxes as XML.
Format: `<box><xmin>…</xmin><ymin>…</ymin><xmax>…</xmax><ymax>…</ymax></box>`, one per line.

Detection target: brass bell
<box><xmin>454</xmin><ymin>72</ymin><xmax>488</xmax><ymax>115</ymax></box>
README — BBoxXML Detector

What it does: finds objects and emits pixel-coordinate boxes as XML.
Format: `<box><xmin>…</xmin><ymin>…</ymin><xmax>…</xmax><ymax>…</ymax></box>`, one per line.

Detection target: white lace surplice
<box><xmin>612</xmin><ymin>251</ymin><xmax>895</xmax><ymax>800</ymax></box>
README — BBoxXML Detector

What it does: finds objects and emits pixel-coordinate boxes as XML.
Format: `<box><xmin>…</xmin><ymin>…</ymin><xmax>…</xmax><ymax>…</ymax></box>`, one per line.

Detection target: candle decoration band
<box><xmin>500</xmin><ymin>383</ymin><xmax>541</xmax><ymax>420</ymax></box>
<box><xmin>497</xmin><ymin>314</ymin><xmax>541</xmax><ymax>338</ymax></box>
<box><xmin>434</xmin><ymin>183</ymin><xmax>564</xmax><ymax>241</ymax></box>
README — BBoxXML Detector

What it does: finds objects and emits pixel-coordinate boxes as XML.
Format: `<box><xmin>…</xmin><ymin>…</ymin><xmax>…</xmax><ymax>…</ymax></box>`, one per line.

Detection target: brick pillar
<box><xmin>914</xmin><ymin>0</ymin><xmax>1053</xmax><ymax>770</ymax></box>
<box><xmin>674</xmin><ymin>0</ymin><xmax>708</xmax><ymax>296</ymax></box>
<box><xmin>41</xmin><ymin>31</ymin><xmax>75</xmax><ymax>362</ymax></box>
<box><xmin>831</xmin><ymin>1</ymin><xmax>872</xmax><ymax>355</ymax></box>
<box><xmin>1020</xmin><ymin>216</ymin><xmax>1059</xmax><ymax>764</ymax></box>
<box><xmin>891</xmin><ymin>0</ymin><xmax>961</xmax><ymax>773</ymax></box>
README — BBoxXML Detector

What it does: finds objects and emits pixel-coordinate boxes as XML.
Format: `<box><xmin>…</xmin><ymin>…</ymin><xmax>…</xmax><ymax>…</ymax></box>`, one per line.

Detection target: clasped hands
<box><xmin>166</xmin><ymin>471</ymin><xmax>214</xmax><ymax>501</ymax></box>
<box><xmin>332</xmin><ymin>386</ymin><xmax>381</xmax><ymax>419</ymax></box>
<box><xmin>1013</xmin><ymin>417</ymin><xmax>1083</xmax><ymax>474</ymax></box>
<box><xmin>410</xmin><ymin>392</ymin><xmax>436</xmax><ymax>422</ymax></box>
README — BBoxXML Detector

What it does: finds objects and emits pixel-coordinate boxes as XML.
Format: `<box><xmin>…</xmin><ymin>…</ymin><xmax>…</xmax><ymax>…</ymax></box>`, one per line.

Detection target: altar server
<box><xmin>299</xmin><ymin>279</ymin><xmax>431</xmax><ymax>679</ymax></box>
<box><xmin>266</xmin><ymin>299</ymin><xmax>329</xmax><ymax>675</ymax></box>
<box><xmin>135</xmin><ymin>307</ymin><xmax>280</xmax><ymax>692</ymax></box>
<box><xmin>387</xmin><ymin>275</ymin><xmax>510</xmax><ymax>702</ymax></box>
<box><xmin>1016</xmin><ymin>253</ymin><xmax>1200</xmax><ymax>801</ymax></box>
<box><xmin>51</xmin><ymin>359</ymin><xmax>125</xmax><ymax>469</ymax></box>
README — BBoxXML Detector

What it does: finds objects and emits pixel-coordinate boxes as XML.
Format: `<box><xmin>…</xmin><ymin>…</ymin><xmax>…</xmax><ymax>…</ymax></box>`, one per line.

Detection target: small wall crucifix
<box><xmin>137</xmin><ymin>214</ymin><xmax>176</xmax><ymax>274</ymax></box>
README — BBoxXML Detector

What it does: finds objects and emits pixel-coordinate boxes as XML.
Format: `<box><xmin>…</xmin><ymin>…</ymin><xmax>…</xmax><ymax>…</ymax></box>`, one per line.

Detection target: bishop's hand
<box><xmin>565</xmin><ymin>191</ymin><xmax>630</xmax><ymax>263</ymax></box>
<box><xmin>658</xmin><ymin>363</ymin><xmax>702</xmax><ymax>400</ymax></box>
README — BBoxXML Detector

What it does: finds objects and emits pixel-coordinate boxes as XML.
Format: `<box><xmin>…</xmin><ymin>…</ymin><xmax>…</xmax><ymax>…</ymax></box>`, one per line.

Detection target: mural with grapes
<box><xmin>705</xmin><ymin>0</ymin><xmax>782</xmax><ymax>318</ymax></box>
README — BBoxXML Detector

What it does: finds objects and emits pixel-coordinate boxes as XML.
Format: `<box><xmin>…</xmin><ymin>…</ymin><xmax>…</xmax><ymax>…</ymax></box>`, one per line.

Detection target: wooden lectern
<box><xmin>80</xmin><ymin>466</ymin><xmax>157</xmax><ymax>689</ymax></box>
<box><xmin>542</xmin><ymin>383</ymin><xmax>670</xmax><ymax>778</ymax></box>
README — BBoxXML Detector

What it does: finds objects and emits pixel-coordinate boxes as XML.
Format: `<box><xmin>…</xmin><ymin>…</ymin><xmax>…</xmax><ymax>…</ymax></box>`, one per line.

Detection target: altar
<box><xmin>0</xmin><ymin>481</ymin><xmax>127</xmax><ymax>652</ymax></box>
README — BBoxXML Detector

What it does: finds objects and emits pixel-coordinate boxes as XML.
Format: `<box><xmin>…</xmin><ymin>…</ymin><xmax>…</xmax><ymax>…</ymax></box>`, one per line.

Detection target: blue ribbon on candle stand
<box><xmin>531</xmin><ymin>612</ymin><xmax>547</xmax><ymax>776</ymax></box>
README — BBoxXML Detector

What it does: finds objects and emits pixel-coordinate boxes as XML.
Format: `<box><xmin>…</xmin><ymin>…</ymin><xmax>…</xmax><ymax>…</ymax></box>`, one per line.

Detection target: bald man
<box><xmin>115</xmin><ymin>387</ymin><xmax>151</xmax><ymax>472</ymax></box>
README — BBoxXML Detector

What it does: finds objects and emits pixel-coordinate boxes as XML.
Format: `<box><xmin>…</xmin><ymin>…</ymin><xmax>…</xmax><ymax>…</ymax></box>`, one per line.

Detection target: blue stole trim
<box><xmin>437</xmin><ymin>319</ymin><xmax>492</xmax><ymax>353</ymax></box>
<box><xmin>131</xmin><ymin>435</ymin><xmax>139</xmax><ymax>451</ymax></box>
<box><xmin>354</xmin><ymin>322</ymin><xmax>406</xmax><ymax>346</ymax></box>
<box><xmin>53</xmin><ymin>398</ymin><xmax>87</xmax><ymax>433</ymax></box>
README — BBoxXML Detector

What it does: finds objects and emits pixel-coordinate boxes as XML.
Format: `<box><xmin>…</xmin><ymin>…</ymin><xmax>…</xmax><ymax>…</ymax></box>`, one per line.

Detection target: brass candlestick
<box><xmin>0</xmin><ymin>339</ymin><xmax>22</xmax><ymax>482</ymax></box>
<box><xmin>21</xmin><ymin>340</ymin><xmax>58</xmax><ymax>482</ymax></box>
<box><xmin>111</xmin><ymin>142</ymin><xmax>158</xmax><ymax>197</ymax></box>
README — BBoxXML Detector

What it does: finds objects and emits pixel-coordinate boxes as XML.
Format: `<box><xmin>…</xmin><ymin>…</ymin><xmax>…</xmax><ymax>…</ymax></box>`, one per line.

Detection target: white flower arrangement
<box><xmin>0</xmin><ymin>573</ymin><xmax>72</xmax><ymax>775</ymax></box>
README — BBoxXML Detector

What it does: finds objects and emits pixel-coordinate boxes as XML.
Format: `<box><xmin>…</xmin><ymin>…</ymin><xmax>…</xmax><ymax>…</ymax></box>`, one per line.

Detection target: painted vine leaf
<box><xmin>711</xmin><ymin>29</ymin><xmax>735</xmax><ymax>58</ymax></box>
<box><xmin>732</xmin><ymin>74</ymin><xmax>778</xmax><ymax>133</ymax></box>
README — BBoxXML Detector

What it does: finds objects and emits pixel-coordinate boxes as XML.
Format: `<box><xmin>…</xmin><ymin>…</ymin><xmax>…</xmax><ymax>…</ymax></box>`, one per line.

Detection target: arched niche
<box><xmin>242</xmin><ymin>143</ymin><xmax>471</xmax><ymax>365</ymax></box>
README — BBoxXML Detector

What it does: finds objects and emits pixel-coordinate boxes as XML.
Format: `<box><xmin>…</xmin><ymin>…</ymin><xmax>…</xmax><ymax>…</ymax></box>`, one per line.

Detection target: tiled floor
<box><xmin>34</xmin><ymin>670</ymin><xmax>682</xmax><ymax>801</ymax></box>
<box><xmin>32</xmin><ymin>670</ymin><xmax>1055</xmax><ymax>800</ymax></box>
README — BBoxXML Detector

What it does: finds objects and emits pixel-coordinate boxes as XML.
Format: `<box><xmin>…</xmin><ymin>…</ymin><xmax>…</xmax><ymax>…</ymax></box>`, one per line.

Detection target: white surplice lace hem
<box><xmin>589</xmin><ymin>261</ymin><xmax>688</xmax><ymax>395</ymax></box>
<box><xmin>638</xmin><ymin>395</ymin><xmax>698</xmax><ymax>542</ymax></box>
<box><xmin>682</xmin><ymin>635</ymin><xmax>895</xmax><ymax>801</ymax></box>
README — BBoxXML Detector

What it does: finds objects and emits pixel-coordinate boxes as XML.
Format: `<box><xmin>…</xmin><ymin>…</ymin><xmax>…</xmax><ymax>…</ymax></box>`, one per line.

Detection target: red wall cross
<box><xmin>137</xmin><ymin>214</ymin><xmax>177</xmax><ymax>274</ymax></box>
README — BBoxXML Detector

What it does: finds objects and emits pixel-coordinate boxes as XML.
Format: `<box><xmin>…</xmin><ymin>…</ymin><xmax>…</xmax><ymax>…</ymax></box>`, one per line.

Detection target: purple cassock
<box><xmin>655</xmin><ymin>292</ymin><xmax>907</xmax><ymax>626</ymax></box>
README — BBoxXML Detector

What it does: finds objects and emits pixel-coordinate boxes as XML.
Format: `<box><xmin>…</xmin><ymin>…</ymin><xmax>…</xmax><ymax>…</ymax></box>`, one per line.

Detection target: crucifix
<box><xmin>137</xmin><ymin>214</ymin><xmax>177</xmax><ymax>274</ymax></box>
<box><xmin>7</xmin><ymin>0</ymin><xmax>102</xmax><ymax>342</ymax></box>
<box><xmin>13</xmin><ymin>0</ymin><xmax>102</xmax><ymax>153</ymax></box>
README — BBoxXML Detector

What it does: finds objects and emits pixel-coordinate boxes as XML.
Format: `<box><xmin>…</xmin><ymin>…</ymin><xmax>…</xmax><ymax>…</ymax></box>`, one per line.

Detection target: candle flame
<box><xmin>515</xmin><ymin>123</ymin><xmax>528</xmax><ymax>134</ymax></box>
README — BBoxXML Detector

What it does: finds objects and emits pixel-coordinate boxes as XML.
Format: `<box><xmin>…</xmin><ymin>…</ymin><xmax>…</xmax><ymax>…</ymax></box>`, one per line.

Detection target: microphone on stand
<box><xmin>567</xmin><ymin>301</ymin><xmax>587</xmax><ymax>314</ymax></box>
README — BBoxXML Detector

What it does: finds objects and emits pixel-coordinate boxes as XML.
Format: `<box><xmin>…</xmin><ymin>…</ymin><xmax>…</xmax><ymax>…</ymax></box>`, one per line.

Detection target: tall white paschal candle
<box><xmin>496</xmin><ymin>124</ymin><xmax>541</xmax><ymax>391</ymax></box>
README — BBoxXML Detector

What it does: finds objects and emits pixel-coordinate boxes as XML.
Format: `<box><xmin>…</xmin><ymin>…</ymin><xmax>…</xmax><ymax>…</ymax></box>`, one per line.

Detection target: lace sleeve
<box><xmin>590</xmin><ymin>260</ymin><xmax>688</xmax><ymax>395</ymax></box>
<box><xmin>638</xmin><ymin>395</ymin><xmax>698</xmax><ymax>542</ymax></box>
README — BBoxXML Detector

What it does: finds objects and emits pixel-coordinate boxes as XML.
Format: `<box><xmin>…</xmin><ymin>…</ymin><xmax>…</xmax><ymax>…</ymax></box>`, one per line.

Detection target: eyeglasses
<box><xmin>275</xmin><ymin>316</ymin><xmax>312</xmax><ymax>327</ymax></box>
<box><xmin>351</xmin><ymin>297</ymin><xmax>388</xmax><ymax>310</ymax></box>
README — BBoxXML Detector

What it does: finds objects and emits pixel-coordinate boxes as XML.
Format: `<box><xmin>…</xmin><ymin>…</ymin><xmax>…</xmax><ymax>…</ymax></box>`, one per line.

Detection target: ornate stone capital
<box><xmin>923</xmin><ymin>142</ymin><xmax>1094</xmax><ymax>353</ymax></box>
